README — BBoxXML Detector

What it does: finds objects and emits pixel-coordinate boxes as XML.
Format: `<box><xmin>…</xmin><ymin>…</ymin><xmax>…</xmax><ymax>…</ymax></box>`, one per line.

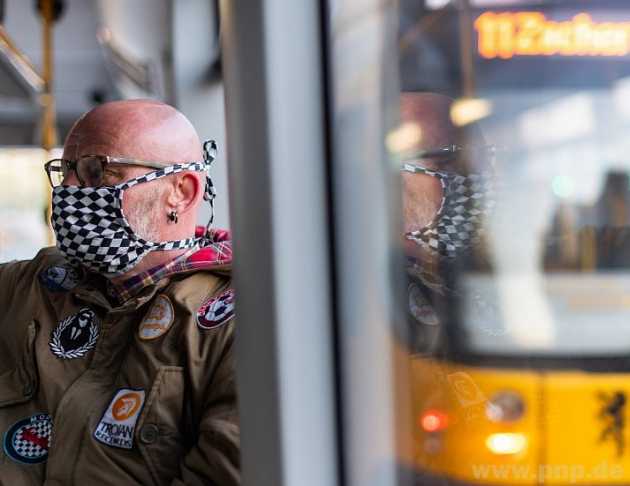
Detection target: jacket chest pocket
<box><xmin>137</xmin><ymin>366</ymin><xmax>186</xmax><ymax>486</ymax></box>
<box><xmin>0</xmin><ymin>320</ymin><xmax>39</xmax><ymax>407</ymax></box>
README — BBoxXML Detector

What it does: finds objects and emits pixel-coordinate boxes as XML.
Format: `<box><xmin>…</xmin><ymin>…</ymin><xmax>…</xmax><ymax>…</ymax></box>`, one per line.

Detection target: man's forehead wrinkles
<box><xmin>62</xmin><ymin>102</ymin><xmax>204</xmax><ymax>165</ymax></box>
<box><xmin>64</xmin><ymin>127</ymin><xmax>124</xmax><ymax>159</ymax></box>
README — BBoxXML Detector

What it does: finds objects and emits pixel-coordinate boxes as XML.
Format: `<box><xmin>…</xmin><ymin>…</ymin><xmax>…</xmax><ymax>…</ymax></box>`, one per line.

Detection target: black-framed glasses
<box><xmin>44</xmin><ymin>155</ymin><xmax>170</xmax><ymax>187</ymax></box>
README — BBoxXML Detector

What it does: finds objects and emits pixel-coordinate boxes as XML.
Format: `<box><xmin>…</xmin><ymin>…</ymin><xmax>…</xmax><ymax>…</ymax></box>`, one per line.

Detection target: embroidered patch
<box><xmin>38</xmin><ymin>265</ymin><xmax>81</xmax><ymax>292</ymax></box>
<box><xmin>138</xmin><ymin>295</ymin><xmax>174</xmax><ymax>340</ymax></box>
<box><xmin>197</xmin><ymin>288</ymin><xmax>235</xmax><ymax>330</ymax></box>
<box><xmin>94</xmin><ymin>389</ymin><xmax>146</xmax><ymax>449</ymax></box>
<box><xmin>408</xmin><ymin>283</ymin><xmax>439</xmax><ymax>326</ymax></box>
<box><xmin>3</xmin><ymin>414</ymin><xmax>52</xmax><ymax>464</ymax></box>
<box><xmin>49</xmin><ymin>308</ymin><xmax>99</xmax><ymax>360</ymax></box>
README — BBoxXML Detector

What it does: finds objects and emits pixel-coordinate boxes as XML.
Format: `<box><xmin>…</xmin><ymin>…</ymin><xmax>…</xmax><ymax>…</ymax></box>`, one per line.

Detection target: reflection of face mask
<box><xmin>51</xmin><ymin>161</ymin><xmax>214</xmax><ymax>276</ymax></box>
<box><xmin>402</xmin><ymin>164</ymin><xmax>494</xmax><ymax>258</ymax></box>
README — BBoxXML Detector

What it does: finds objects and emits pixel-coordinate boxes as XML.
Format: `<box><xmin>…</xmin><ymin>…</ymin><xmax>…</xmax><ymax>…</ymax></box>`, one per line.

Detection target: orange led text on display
<box><xmin>475</xmin><ymin>12</ymin><xmax>630</xmax><ymax>59</ymax></box>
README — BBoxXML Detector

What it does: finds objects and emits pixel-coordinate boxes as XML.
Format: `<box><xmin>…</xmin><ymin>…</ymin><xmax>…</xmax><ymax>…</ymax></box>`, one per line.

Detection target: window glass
<box><xmin>399</xmin><ymin>2</ymin><xmax>630</xmax><ymax>358</ymax></box>
<box><xmin>0</xmin><ymin>148</ymin><xmax>55</xmax><ymax>261</ymax></box>
<box><xmin>336</xmin><ymin>0</ymin><xmax>630</xmax><ymax>483</ymax></box>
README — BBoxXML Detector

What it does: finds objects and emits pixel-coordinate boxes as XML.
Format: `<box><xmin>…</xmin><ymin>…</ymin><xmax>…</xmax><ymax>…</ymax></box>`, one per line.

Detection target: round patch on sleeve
<box><xmin>408</xmin><ymin>283</ymin><xmax>440</xmax><ymax>327</ymax></box>
<box><xmin>138</xmin><ymin>295</ymin><xmax>174</xmax><ymax>340</ymax></box>
<box><xmin>197</xmin><ymin>288</ymin><xmax>235</xmax><ymax>330</ymax></box>
<box><xmin>3</xmin><ymin>413</ymin><xmax>52</xmax><ymax>464</ymax></box>
<box><xmin>38</xmin><ymin>265</ymin><xmax>82</xmax><ymax>292</ymax></box>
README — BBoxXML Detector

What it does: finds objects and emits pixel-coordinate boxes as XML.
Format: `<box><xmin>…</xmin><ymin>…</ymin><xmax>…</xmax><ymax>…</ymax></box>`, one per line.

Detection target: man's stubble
<box><xmin>125</xmin><ymin>182</ymin><xmax>165</xmax><ymax>243</ymax></box>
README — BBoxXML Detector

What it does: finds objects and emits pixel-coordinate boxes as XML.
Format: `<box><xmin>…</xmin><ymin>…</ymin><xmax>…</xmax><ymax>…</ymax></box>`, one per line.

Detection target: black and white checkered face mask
<box><xmin>51</xmin><ymin>145</ymin><xmax>217</xmax><ymax>276</ymax></box>
<box><xmin>401</xmin><ymin>164</ymin><xmax>494</xmax><ymax>258</ymax></box>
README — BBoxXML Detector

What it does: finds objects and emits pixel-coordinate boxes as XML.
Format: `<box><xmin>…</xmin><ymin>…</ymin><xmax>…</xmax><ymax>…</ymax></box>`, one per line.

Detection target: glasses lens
<box><xmin>76</xmin><ymin>156</ymin><xmax>105</xmax><ymax>187</ymax></box>
<box><xmin>46</xmin><ymin>160</ymin><xmax>65</xmax><ymax>187</ymax></box>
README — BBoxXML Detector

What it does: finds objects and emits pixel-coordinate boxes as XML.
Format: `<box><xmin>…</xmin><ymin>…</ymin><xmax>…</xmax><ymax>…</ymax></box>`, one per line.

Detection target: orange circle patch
<box><xmin>138</xmin><ymin>295</ymin><xmax>174</xmax><ymax>340</ymax></box>
<box><xmin>112</xmin><ymin>392</ymin><xmax>142</xmax><ymax>421</ymax></box>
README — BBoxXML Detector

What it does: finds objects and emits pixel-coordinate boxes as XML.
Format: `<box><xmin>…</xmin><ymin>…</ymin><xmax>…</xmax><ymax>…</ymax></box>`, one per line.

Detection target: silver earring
<box><xmin>168</xmin><ymin>210</ymin><xmax>178</xmax><ymax>224</ymax></box>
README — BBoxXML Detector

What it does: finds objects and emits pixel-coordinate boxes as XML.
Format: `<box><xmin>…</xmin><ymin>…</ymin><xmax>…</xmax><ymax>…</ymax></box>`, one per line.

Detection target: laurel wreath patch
<box><xmin>49</xmin><ymin>310</ymin><xmax>99</xmax><ymax>360</ymax></box>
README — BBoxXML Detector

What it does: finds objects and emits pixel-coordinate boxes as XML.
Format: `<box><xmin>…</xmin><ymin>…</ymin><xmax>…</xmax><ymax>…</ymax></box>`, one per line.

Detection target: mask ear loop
<box><xmin>202</xmin><ymin>140</ymin><xmax>218</xmax><ymax>239</ymax></box>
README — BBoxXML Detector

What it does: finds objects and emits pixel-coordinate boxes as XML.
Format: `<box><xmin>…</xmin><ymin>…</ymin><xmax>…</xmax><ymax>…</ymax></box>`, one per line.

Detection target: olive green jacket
<box><xmin>0</xmin><ymin>247</ymin><xmax>239</xmax><ymax>485</ymax></box>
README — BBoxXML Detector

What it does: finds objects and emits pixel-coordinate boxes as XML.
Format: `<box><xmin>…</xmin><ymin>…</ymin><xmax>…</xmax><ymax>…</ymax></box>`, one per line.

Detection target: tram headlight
<box><xmin>486</xmin><ymin>391</ymin><xmax>525</xmax><ymax>423</ymax></box>
<box><xmin>486</xmin><ymin>433</ymin><xmax>527</xmax><ymax>455</ymax></box>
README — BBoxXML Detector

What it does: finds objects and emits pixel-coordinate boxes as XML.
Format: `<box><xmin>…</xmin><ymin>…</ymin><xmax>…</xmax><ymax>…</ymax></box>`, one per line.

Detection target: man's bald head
<box><xmin>400</xmin><ymin>92</ymin><xmax>456</xmax><ymax>150</ymax></box>
<box><xmin>399</xmin><ymin>92</ymin><xmax>487</xmax><ymax>171</ymax></box>
<box><xmin>63</xmin><ymin>99</ymin><xmax>203</xmax><ymax>163</ymax></box>
<box><xmin>400</xmin><ymin>93</ymin><xmax>456</xmax><ymax>240</ymax></box>
<box><xmin>400</xmin><ymin>92</ymin><xmax>488</xmax><ymax>262</ymax></box>
<box><xmin>60</xmin><ymin>100</ymin><xmax>209</xmax><ymax>280</ymax></box>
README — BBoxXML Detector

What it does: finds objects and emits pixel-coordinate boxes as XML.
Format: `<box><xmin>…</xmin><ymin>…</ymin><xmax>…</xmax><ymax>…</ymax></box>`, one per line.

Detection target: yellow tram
<box><xmin>413</xmin><ymin>357</ymin><xmax>630</xmax><ymax>484</ymax></box>
<box><xmin>411</xmin><ymin>234</ymin><xmax>630</xmax><ymax>485</ymax></box>
<box><xmin>402</xmin><ymin>2</ymin><xmax>630</xmax><ymax>483</ymax></box>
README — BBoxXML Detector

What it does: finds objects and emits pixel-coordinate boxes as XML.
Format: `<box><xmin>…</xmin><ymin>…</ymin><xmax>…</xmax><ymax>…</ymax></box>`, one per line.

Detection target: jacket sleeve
<box><xmin>171</xmin><ymin>325</ymin><xmax>240</xmax><ymax>486</ymax></box>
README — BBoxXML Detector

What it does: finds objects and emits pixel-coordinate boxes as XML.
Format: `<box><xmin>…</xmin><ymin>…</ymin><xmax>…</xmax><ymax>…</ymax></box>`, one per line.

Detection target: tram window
<box><xmin>0</xmin><ymin>148</ymin><xmax>53</xmax><ymax>261</ymax></box>
<box><xmin>330</xmin><ymin>0</ymin><xmax>630</xmax><ymax>484</ymax></box>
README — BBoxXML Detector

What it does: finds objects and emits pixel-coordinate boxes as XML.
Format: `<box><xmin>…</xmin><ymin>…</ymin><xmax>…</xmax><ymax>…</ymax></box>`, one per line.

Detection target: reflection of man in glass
<box><xmin>399</xmin><ymin>92</ymin><xmax>494</xmax><ymax>352</ymax></box>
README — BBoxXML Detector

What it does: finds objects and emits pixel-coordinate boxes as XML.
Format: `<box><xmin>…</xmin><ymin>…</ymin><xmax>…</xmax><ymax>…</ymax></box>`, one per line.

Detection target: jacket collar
<box><xmin>104</xmin><ymin>227</ymin><xmax>232</xmax><ymax>305</ymax></box>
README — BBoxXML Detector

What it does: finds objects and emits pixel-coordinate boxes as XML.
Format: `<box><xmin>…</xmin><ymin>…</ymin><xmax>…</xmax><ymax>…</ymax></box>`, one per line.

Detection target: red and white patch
<box><xmin>4</xmin><ymin>414</ymin><xmax>52</xmax><ymax>464</ymax></box>
<box><xmin>197</xmin><ymin>289</ymin><xmax>235</xmax><ymax>330</ymax></box>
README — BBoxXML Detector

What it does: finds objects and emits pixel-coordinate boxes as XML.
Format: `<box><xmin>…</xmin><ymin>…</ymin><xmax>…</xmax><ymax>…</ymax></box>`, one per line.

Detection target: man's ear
<box><xmin>166</xmin><ymin>172</ymin><xmax>201</xmax><ymax>214</ymax></box>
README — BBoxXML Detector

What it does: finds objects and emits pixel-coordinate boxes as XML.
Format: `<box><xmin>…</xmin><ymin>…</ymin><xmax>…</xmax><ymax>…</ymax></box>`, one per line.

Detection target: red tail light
<box><xmin>420</xmin><ymin>409</ymin><xmax>449</xmax><ymax>433</ymax></box>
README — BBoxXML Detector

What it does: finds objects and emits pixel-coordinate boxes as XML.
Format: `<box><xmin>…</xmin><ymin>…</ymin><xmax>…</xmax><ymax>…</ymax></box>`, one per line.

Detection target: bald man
<box><xmin>0</xmin><ymin>100</ymin><xmax>239</xmax><ymax>484</ymax></box>
<box><xmin>400</xmin><ymin>92</ymin><xmax>494</xmax><ymax>352</ymax></box>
